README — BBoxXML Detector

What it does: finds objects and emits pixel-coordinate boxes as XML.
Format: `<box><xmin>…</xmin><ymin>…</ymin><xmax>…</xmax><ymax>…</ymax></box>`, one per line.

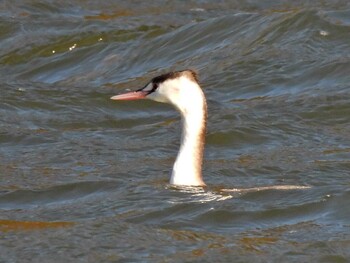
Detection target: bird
<box><xmin>111</xmin><ymin>70</ymin><xmax>207</xmax><ymax>186</ymax></box>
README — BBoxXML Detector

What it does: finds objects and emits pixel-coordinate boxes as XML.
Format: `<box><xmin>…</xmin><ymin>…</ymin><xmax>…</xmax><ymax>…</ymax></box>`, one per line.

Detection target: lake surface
<box><xmin>1</xmin><ymin>1</ymin><xmax>350</xmax><ymax>262</ymax></box>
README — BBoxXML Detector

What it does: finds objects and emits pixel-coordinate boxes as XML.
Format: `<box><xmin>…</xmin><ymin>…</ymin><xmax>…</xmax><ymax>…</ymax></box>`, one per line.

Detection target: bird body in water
<box><xmin>111</xmin><ymin>70</ymin><xmax>207</xmax><ymax>186</ymax></box>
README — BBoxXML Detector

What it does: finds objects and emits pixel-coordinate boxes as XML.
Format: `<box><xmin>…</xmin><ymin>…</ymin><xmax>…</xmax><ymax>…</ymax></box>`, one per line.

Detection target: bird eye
<box><xmin>152</xmin><ymin>83</ymin><xmax>158</xmax><ymax>90</ymax></box>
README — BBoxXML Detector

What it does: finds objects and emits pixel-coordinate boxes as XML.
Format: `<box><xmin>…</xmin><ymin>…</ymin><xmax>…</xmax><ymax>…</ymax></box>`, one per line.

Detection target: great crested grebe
<box><xmin>111</xmin><ymin>70</ymin><xmax>207</xmax><ymax>186</ymax></box>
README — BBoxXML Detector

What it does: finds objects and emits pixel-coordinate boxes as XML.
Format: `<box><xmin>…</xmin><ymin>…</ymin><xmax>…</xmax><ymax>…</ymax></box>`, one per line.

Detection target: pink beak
<box><xmin>110</xmin><ymin>91</ymin><xmax>148</xmax><ymax>101</ymax></box>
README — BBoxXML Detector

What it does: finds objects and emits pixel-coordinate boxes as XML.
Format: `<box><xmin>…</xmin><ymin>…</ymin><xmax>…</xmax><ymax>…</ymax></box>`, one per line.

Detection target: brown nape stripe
<box><xmin>137</xmin><ymin>70</ymin><xmax>199</xmax><ymax>95</ymax></box>
<box><xmin>151</xmin><ymin>69</ymin><xmax>199</xmax><ymax>85</ymax></box>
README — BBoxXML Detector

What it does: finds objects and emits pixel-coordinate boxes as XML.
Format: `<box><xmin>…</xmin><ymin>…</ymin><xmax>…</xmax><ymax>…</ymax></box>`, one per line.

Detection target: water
<box><xmin>1</xmin><ymin>1</ymin><xmax>350</xmax><ymax>262</ymax></box>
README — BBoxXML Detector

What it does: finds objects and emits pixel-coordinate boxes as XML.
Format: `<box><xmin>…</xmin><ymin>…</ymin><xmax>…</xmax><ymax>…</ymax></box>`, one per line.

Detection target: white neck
<box><xmin>170</xmin><ymin>89</ymin><xmax>207</xmax><ymax>186</ymax></box>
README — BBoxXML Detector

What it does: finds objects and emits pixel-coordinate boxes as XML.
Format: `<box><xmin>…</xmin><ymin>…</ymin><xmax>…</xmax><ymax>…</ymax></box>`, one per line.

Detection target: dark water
<box><xmin>1</xmin><ymin>1</ymin><xmax>350</xmax><ymax>262</ymax></box>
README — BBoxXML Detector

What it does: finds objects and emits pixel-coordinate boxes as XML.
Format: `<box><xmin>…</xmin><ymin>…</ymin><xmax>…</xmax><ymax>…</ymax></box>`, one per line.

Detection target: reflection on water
<box><xmin>1</xmin><ymin>1</ymin><xmax>350</xmax><ymax>262</ymax></box>
<box><xmin>166</xmin><ymin>184</ymin><xmax>311</xmax><ymax>204</ymax></box>
<box><xmin>166</xmin><ymin>185</ymin><xmax>234</xmax><ymax>203</ymax></box>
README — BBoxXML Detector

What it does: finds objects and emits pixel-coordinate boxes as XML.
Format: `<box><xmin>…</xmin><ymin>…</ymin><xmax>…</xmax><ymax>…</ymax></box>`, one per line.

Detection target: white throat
<box><xmin>169</xmin><ymin>82</ymin><xmax>207</xmax><ymax>186</ymax></box>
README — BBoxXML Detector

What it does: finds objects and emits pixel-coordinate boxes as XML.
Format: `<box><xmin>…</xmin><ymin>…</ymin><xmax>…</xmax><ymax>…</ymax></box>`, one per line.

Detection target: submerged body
<box><xmin>111</xmin><ymin>70</ymin><xmax>206</xmax><ymax>186</ymax></box>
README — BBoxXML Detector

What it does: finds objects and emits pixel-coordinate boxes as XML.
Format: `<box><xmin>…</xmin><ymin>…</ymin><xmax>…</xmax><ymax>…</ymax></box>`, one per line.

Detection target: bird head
<box><xmin>111</xmin><ymin>70</ymin><xmax>203</xmax><ymax>114</ymax></box>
